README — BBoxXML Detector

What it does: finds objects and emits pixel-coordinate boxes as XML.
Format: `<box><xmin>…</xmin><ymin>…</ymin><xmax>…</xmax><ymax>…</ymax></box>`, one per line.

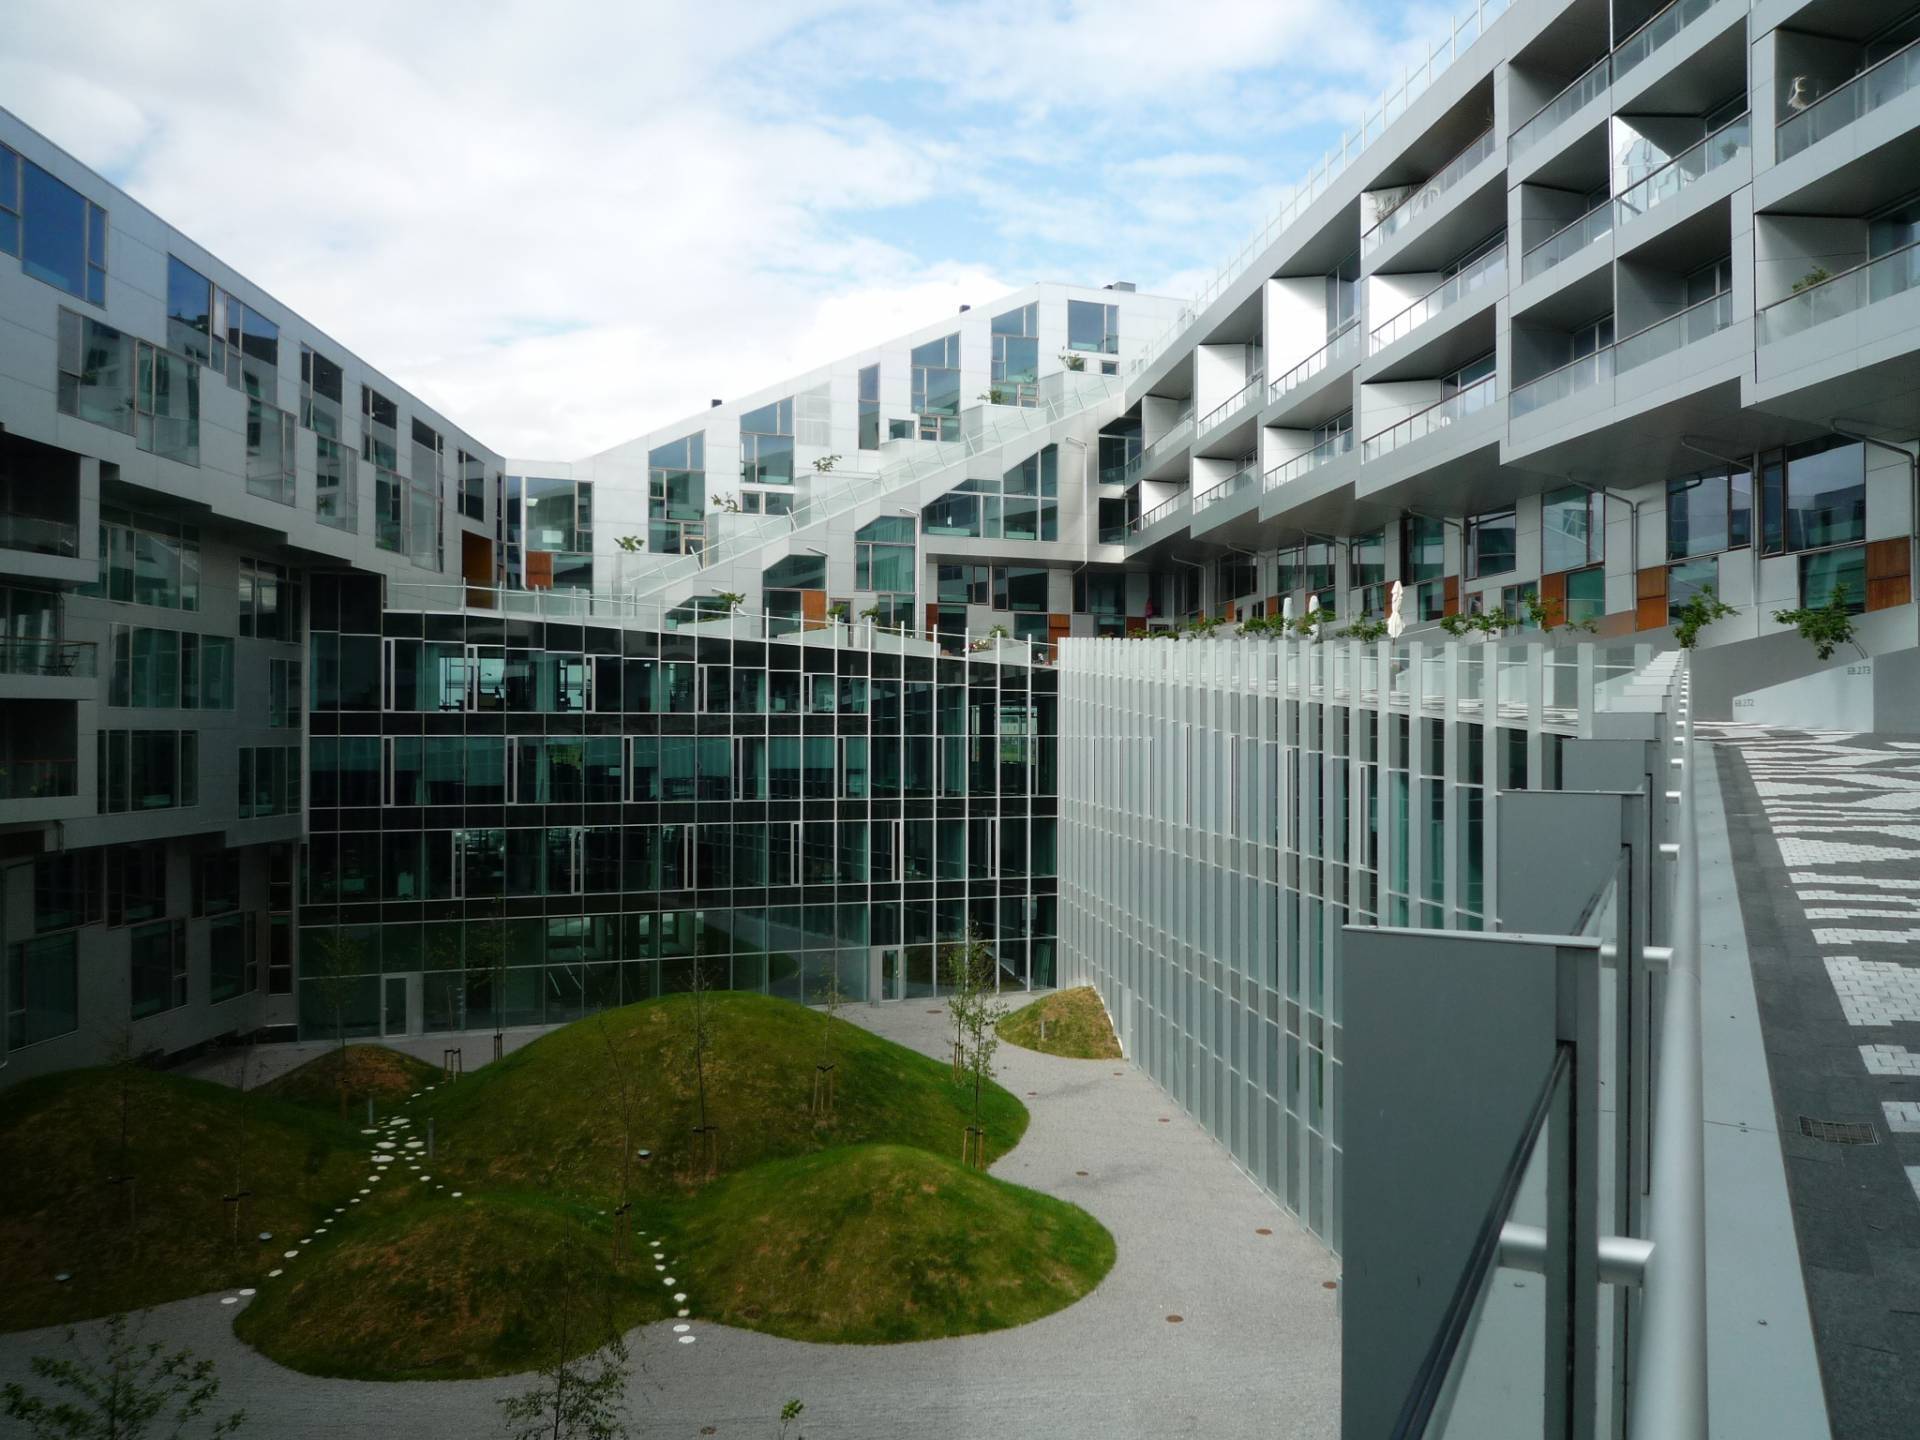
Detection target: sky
<box><xmin>3</xmin><ymin>0</ymin><xmax>1454</xmax><ymax>459</ymax></box>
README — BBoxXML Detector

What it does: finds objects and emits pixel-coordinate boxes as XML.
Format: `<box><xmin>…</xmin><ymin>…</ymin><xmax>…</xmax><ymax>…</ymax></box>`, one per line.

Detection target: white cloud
<box><xmin>2</xmin><ymin>0</ymin><xmax>1435</xmax><ymax>457</ymax></box>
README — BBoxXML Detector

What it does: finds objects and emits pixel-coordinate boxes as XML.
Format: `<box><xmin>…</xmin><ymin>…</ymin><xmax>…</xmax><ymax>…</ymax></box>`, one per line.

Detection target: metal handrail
<box><xmin>1360</xmin><ymin>374</ymin><xmax>1497</xmax><ymax>460</ymax></box>
<box><xmin>1362</xmin><ymin>127</ymin><xmax>1498</xmax><ymax>255</ymax></box>
<box><xmin>1127</xmin><ymin>490</ymin><xmax>1191</xmax><ymax>535</ymax></box>
<box><xmin>1270</xmin><ymin>322</ymin><xmax>1359</xmax><ymax>404</ymax></box>
<box><xmin>1612</xmin><ymin>0</ymin><xmax>1719</xmax><ymax>82</ymax></box>
<box><xmin>1122</xmin><ymin>408</ymin><xmax>1196</xmax><ymax>484</ymax></box>
<box><xmin>1758</xmin><ymin>236</ymin><xmax>1920</xmax><ymax>342</ymax></box>
<box><xmin>1521</xmin><ymin>200</ymin><xmax>1611</xmax><ymax>282</ymax></box>
<box><xmin>1778</xmin><ymin>32</ymin><xmax>1920</xmax><ymax>161</ymax></box>
<box><xmin>1191</xmin><ymin>464</ymin><xmax>1259</xmax><ymax>515</ymax></box>
<box><xmin>0</xmin><ymin>639</ymin><xmax>97</xmax><ymax>677</ymax></box>
<box><xmin>1615</xmin><ymin>289</ymin><xmax>1733</xmax><ymax>373</ymax></box>
<box><xmin>1197</xmin><ymin>371</ymin><xmax>1264</xmax><ymax>434</ymax></box>
<box><xmin>1510</xmin><ymin>55</ymin><xmax>1609</xmax><ymax>158</ymax></box>
<box><xmin>1614</xmin><ymin>113</ymin><xmax>1748</xmax><ymax>224</ymax></box>
<box><xmin>1263</xmin><ymin>430</ymin><xmax>1355</xmax><ymax>492</ymax></box>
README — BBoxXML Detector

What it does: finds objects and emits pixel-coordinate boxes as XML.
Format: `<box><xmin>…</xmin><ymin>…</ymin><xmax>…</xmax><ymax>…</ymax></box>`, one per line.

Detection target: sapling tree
<box><xmin>1672</xmin><ymin>584</ymin><xmax>1736</xmax><ymax>649</ymax></box>
<box><xmin>687</xmin><ymin>959</ymin><xmax>719</xmax><ymax>1176</ymax></box>
<box><xmin>99</xmin><ymin>1027</ymin><xmax>141</xmax><ymax>1225</ymax></box>
<box><xmin>496</xmin><ymin>1240</ymin><xmax>631</xmax><ymax>1440</ymax></box>
<box><xmin>1</xmin><ymin>1312</ymin><xmax>245</xmax><ymax>1439</ymax></box>
<box><xmin>1773</xmin><ymin>584</ymin><xmax>1862</xmax><ymax>661</ymax></box>
<box><xmin>595</xmin><ymin>1015</ymin><xmax>642</xmax><ymax>1264</ymax></box>
<box><xmin>961</xmin><ymin>968</ymin><xmax>1009</xmax><ymax>1169</ymax></box>
<box><xmin>811</xmin><ymin>961</ymin><xmax>845</xmax><ymax>1120</ymax></box>
<box><xmin>942</xmin><ymin>929</ymin><xmax>1004</xmax><ymax>1165</ymax></box>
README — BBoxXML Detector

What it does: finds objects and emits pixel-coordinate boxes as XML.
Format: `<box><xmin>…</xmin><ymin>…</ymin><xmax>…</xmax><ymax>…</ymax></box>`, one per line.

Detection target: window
<box><xmin>1401</xmin><ymin>514</ymin><xmax>1446</xmax><ymax>582</ymax></box>
<box><xmin>8</xmin><ymin>932</ymin><xmax>78</xmax><ymax>1050</ymax></box>
<box><xmin>1350</xmin><ymin>532</ymin><xmax>1386</xmax><ymax>615</ymax></box>
<box><xmin>238</xmin><ymin>745</ymin><xmax>301</xmax><ymax>818</ymax></box>
<box><xmin>316</xmin><ymin>437</ymin><xmax>357</xmax><ymax>532</ymax></box>
<box><xmin>56</xmin><ymin>312</ymin><xmax>200</xmax><ymax>466</ymax></box>
<box><xmin>939</xmin><ymin>564</ymin><xmax>989</xmax><ymax>605</ymax></box>
<box><xmin>1542</xmin><ymin>486</ymin><xmax>1603</xmax><ymax>572</ymax></box>
<box><xmin>991</xmin><ymin>303</ymin><xmax>1039</xmax><ymax>405</ymax></box>
<box><xmin>97</xmin><ymin>730</ymin><xmax>196</xmax><ymax>813</ymax></box>
<box><xmin>1565</xmin><ymin>565</ymin><xmax>1606</xmax><ymax>625</ymax></box>
<box><xmin>13</xmin><ymin>153</ymin><xmax>106</xmax><ymax>304</ymax></box>
<box><xmin>239</xmin><ymin>558</ymin><xmax>299</xmax><ymax>641</ymax></box>
<box><xmin>1326</xmin><ymin>251</ymin><xmax>1360</xmax><ymax>336</ymax></box>
<box><xmin>375</xmin><ymin>468</ymin><xmax>405</xmax><ymax>553</ymax></box>
<box><xmin>856</xmin><ymin>516</ymin><xmax>916</xmax><ymax>625</ymax></box>
<box><xmin>194</xmin><ymin>850</ymin><xmax>240</xmax><ymax>918</ymax></box>
<box><xmin>1068</xmin><ymin>299</ymin><xmax>1119</xmax><ymax>354</ymax></box>
<box><xmin>1218</xmin><ymin>555</ymin><xmax>1258</xmax><ymax>602</ymax></box>
<box><xmin>1667</xmin><ymin>557</ymin><xmax>1719</xmax><ymax>624</ymax></box>
<box><xmin>107</xmin><ymin>627</ymin><xmax>232</xmax><ymax>709</ymax></box>
<box><xmin>1073</xmin><ymin>570</ymin><xmax>1127</xmax><ymax>617</ymax></box>
<box><xmin>107</xmin><ymin>843</ymin><xmax>168</xmax><ymax>926</ymax></box>
<box><xmin>268</xmin><ymin>657</ymin><xmax>302</xmax><ymax>727</ymax></box>
<box><xmin>81</xmin><ymin>510</ymin><xmax>201</xmax><ymax>610</ymax></box>
<box><xmin>300</xmin><ymin>343</ymin><xmax>345</xmax><ymax>436</ymax></box>
<box><xmin>1768</xmin><ymin>439</ymin><xmax>1865</xmax><ymax>555</ymax></box>
<box><xmin>129</xmin><ymin>919</ymin><xmax>187</xmax><ymax>1020</ymax></box>
<box><xmin>34</xmin><ymin>851</ymin><xmax>99</xmax><ymax>932</ymax></box>
<box><xmin>993</xmin><ymin>565</ymin><xmax>1050</xmax><ymax>612</ymax></box>
<box><xmin>921</xmin><ymin>446</ymin><xmax>1060</xmax><ymax>541</ymax></box>
<box><xmin>1465</xmin><ymin>509</ymin><xmax>1516</xmax><ymax>579</ymax></box>
<box><xmin>858</xmin><ymin>363</ymin><xmax>880</xmax><ymax>450</ymax></box>
<box><xmin>209</xmin><ymin>913</ymin><xmax>250</xmax><ymax>1004</ymax></box>
<box><xmin>165</xmin><ymin>255</ymin><xmax>278</xmax><ymax>395</ymax></box>
<box><xmin>458</xmin><ymin>450</ymin><xmax>486</xmax><ymax>521</ymax></box>
<box><xmin>1277</xmin><ymin>543</ymin><xmax>1335</xmax><ymax>603</ymax></box>
<box><xmin>911</xmin><ymin>334</ymin><xmax>961</xmax><ymax>440</ymax></box>
<box><xmin>648</xmin><ymin>434</ymin><xmax>705</xmax><ymax>555</ymax></box>
<box><xmin>362</xmin><ymin>384</ymin><xmax>399</xmax><ymax>469</ymax></box>
<box><xmin>1799</xmin><ymin>545</ymin><xmax>1867</xmax><ymax>612</ymax></box>
<box><xmin>411</xmin><ymin>419</ymin><xmax>445</xmax><ymax>570</ymax></box>
<box><xmin>1667</xmin><ymin>468</ymin><xmax>1751</xmax><ymax>559</ymax></box>
<box><xmin>740</xmin><ymin>398</ymin><xmax>795</xmax><ymax>485</ymax></box>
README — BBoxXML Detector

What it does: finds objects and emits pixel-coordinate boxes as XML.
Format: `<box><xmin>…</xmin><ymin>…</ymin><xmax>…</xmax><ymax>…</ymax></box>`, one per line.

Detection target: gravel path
<box><xmin>0</xmin><ymin>1001</ymin><xmax>1340</xmax><ymax>1439</ymax></box>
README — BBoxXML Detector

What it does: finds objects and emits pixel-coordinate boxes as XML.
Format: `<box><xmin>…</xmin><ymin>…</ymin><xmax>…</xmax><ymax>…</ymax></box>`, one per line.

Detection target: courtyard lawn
<box><xmin>258</xmin><ymin>1044</ymin><xmax>444</xmax><ymax>1114</ymax></box>
<box><xmin>998</xmin><ymin>987</ymin><xmax>1122</xmax><ymax>1060</ymax></box>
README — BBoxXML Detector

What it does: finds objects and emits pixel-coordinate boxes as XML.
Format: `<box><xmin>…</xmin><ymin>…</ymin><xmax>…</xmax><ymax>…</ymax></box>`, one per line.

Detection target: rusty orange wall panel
<box><xmin>926</xmin><ymin>603</ymin><xmax>941</xmax><ymax>637</ymax></box>
<box><xmin>1537</xmin><ymin>571</ymin><xmax>1567</xmax><ymax>629</ymax></box>
<box><xmin>801</xmin><ymin>590</ymin><xmax>828</xmax><ymax>630</ymax></box>
<box><xmin>1867</xmin><ymin>538</ymin><xmax>1913</xmax><ymax>612</ymax></box>
<box><xmin>525</xmin><ymin>550</ymin><xmax>554</xmax><ymax>589</ymax></box>
<box><xmin>1635</xmin><ymin>566</ymin><xmax>1668</xmax><ymax>630</ymax></box>
<box><xmin>1048</xmin><ymin>612</ymin><xmax>1071</xmax><ymax>661</ymax></box>
<box><xmin>1443</xmin><ymin>576</ymin><xmax>1460</xmax><ymax>618</ymax></box>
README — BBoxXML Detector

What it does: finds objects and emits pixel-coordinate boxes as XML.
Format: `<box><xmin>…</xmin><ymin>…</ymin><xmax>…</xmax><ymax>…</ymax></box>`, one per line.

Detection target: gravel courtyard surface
<box><xmin>1</xmin><ymin>1000</ymin><xmax>1341</xmax><ymax>1440</ymax></box>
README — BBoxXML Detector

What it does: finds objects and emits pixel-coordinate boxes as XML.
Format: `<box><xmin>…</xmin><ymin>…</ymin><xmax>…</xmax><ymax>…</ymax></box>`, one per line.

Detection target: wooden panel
<box><xmin>926</xmin><ymin>603</ymin><xmax>941</xmax><ymax>638</ymax></box>
<box><xmin>1867</xmin><ymin>538</ymin><xmax>1912</xmax><ymax>611</ymax></box>
<box><xmin>1442</xmin><ymin>576</ymin><xmax>1460</xmax><ymax>618</ymax></box>
<box><xmin>461</xmin><ymin>532</ymin><xmax>495</xmax><ymax>608</ymax></box>
<box><xmin>1635</xmin><ymin>565</ymin><xmax>1667</xmax><ymax>631</ymax></box>
<box><xmin>1267</xmin><ymin>595</ymin><xmax>1282</xmax><ymax>619</ymax></box>
<box><xmin>1537</xmin><ymin>570</ymin><xmax>1568</xmax><ymax>630</ymax></box>
<box><xmin>1047</xmin><ymin>612</ymin><xmax>1072</xmax><ymax>661</ymax></box>
<box><xmin>525</xmin><ymin>550</ymin><xmax>553</xmax><ymax>590</ymax></box>
<box><xmin>801</xmin><ymin>589</ymin><xmax>828</xmax><ymax>631</ymax></box>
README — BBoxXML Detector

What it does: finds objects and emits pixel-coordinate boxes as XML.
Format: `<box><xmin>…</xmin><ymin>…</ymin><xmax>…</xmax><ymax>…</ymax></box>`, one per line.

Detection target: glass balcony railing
<box><xmin>1127</xmin><ymin>0</ymin><xmax>1512</xmax><ymax>379</ymax></box>
<box><xmin>1614</xmin><ymin>114</ymin><xmax>1748</xmax><ymax>225</ymax></box>
<box><xmin>1192</xmin><ymin>463</ymin><xmax>1260</xmax><ymax>516</ymax></box>
<box><xmin>1270</xmin><ymin>322</ymin><xmax>1359</xmax><ymax>405</ymax></box>
<box><xmin>1778</xmin><ymin>34</ymin><xmax>1920</xmax><ymax>162</ymax></box>
<box><xmin>1510</xmin><ymin>57</ymin><xmax>1609</xmax><ymax>160</ymax></box>
<box><xmin>1263</xmin><ymin>429</ymin><xmax>1355</xmax><ymax>492</ymax></box>
<box><xmin>1759</xmin><ymin>239</ymin><xmax>1920</xmax><ymax>343</ymax></box>
<box><xmin>0</xmin><ymin>512</ymin><xmax>80</xmax><ymax>557</ymax></box>
<box><xmin>1361</xmin><ymin>374</ymin><xmax>1497</xmax><ymax>461</ymax></box>
<box><xmin>1511</xmin><ymin>348</ymin><xmax>1612</xmax><ymax>417</ymax></box>
<box><xmin>1612</xmin><ymin>0</ymin><xmax>1719</xmax><ymax>83</ymax></box>
<box><xmin>1521</xmin><ymin>203</ymin><xmax>1612</xmax><ymax>283</ymax></box>
<box><xmin>1197</xmin><ymin>371</ymin><xmax>1264</xmax><ymax>434</ymax></box>
<box><xmin>1122</xmin><ymin>409</ymin><xmax>1195</xmax><ymax>485</ymax></box>
<box><xmin>1363</xmin><ymin>128</ymin><xmax>1498</xmax><ymax>256</ymax></box>
<box><xmin>1370</xmin><ymin>245</ymin><xmax>1506</xmax><ymax>353</ymax></box>
<box><xmin>1616</xmin><ymin>289</ymin><xmax>1733</xmax><ymax>373</ymax></box>
<box><xmin>0</xmin><ymin>639</ymin><xmax>97</xmax><ymax>678</ymax></box>
<box><xmin>0</xmin><ymin>757</ymin><xmax>78</xmax><ymax>800</ymax></box>
<box><xmin>1127</xmin><ymin>490</ymin><xmax>1191</xmax><ymax>536</ymax></box>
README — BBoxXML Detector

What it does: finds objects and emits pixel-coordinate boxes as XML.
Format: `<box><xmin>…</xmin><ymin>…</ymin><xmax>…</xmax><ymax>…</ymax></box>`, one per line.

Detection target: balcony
<box><xmin>1369</xmin><ymin>245</ymin><xmax>1506</xmax><ymax>354</ymax></box>
<box><xmin>1263</xmin><ymin>429</ymin><xmax>1355</xmax><ymax>493</ymax></box>
<box><xmin>1360</xmin><ymin>374</ymin><xmax>1496</xmax><ymax>461</ymax></box>
<box><xmin>1122</xmin><ymin>409</ymin><xmax>1194</xmax><ymax>485</ymax></box>
<box><xmin>1777</xmin><ymin>35</ymin><xmax>1920</xmax><ymax>164</ymax></box>
<box><xmin>1270</xmin><ymin>323</ymin><xmax>1359</xmax><ymax>406</ymax></box>
<box><xmin>1191</xmin><ymin>463</ymin><xmax>1259</xmax><ymax>516</ymax></box>
<box><xmin>1612</xmin><ymin>0</ymin><xmax>1722</xmax><ymax>87</ymax></box>
<box><xmin>1614</xmin><ymin>114</ymin><xmax>1748</xmax><ymax>229</ymax></box>
<box><xmin>1615</xmin><ymin>290</ymin><xmax>1733</xmax><ymax>374</ymax></box>
<box><xmin>1362</xmin><ymin>128</ymin><xmax>1498</xmax><ymax>257</ymax></box>
<box><xmin>0</xmin><ymin>512</ymin><xmax>80</xmax><ymax>558</ymax></box>
<box><xmin>0</xmin><ymin>639</ymin><xmax>96</xmax><ymax>678</ymax></box>
<box><xmin>1510</xmin><ymin>57</ymin><xmax>1608</xmax><ymax>162</ymax></box>
<box><xmin>1126</xmin><ymin>490</ymin><xmax>1191</xmax><ymax>539</ymax></box>
<box><xmin>1512</xmin><ymin>350</ymin><xmax>1611</xmax><ymax>418</ymax></box>
<box><xmin>0</xmin><ymin>758</ymin><xmax>77</xmax><ymax>800</ymax></box>
<box><xmin>1196</xmin><ymin>371</ymin><xmax>1264</xmax><ymax>437</ymax></box>
<box><xmin>1759</xmin><ymin>240</ymin><xmax>1920</xmax><ymax>345</ymax></box>
<box><xmin>1521</xmin><ymin>204</ymin><xmax>1612</xmax><ymax>284</ymax></box>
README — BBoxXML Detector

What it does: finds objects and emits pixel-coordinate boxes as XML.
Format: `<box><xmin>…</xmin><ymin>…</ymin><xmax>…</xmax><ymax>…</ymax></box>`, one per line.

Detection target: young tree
<box><xmin>303</xmin><ymin>929</ymin><xmax>366</xmax><ymax>1122</ymax></box>
<box><xmin>496</xmin><ymin>1241</ymin><xmax>631</xmax><ymax>1440</ymax></box>
<box><xmin>97</xmin><ymin>1027</ymin><xmax>141</xmax><ymax>1225</ymax></box>
<box><xmin>595</xmin><ymin>1014</ymin><xmax>641</xmax><ymax>1264</ymax></box>
<box><xmin>776</xmin><ymin>1399</ymin><xmax>806</xmax><ymax>1439</ymax></box>
<box><xmin>811</xmin><ymin>961</ymin><xmax>844</xmax><ymax>1119</ymax></box>
<box><xmin>1</xmin><ymin>1312</ymin><xmax>244</xmax><ymax>1439</ymax></box>
<box><xmin>687</xmin><ymin>959</ymin><xmax>718</xmax><ymax>1177</ymax></box>
<box><xmin>941</xmin><ymin>929</ymin><xmax>1004</xmax><ymax>1165</ymax></box>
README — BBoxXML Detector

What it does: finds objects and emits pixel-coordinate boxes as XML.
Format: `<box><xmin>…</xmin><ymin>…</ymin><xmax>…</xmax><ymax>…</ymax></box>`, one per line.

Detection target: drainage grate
<box><xmin>1798</xmin><ymin>1115</ymin><xmax>1879</xmax><ymax>1145</ymax></box>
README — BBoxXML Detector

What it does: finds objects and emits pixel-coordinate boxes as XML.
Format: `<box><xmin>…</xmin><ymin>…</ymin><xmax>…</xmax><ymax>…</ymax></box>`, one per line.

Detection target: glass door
<box><xmin>873</xmin><ymin>947</ymin><xmax>904</xmax><ymax>1002</ymax></box>
<box><xmin>383</xmin><ymin>975</ymin><xmax>409</xmax><ymax>1036</ymax></box>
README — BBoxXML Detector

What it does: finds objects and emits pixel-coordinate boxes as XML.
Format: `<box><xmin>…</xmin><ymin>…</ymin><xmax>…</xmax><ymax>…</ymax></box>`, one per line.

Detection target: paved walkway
<box><xmin>1711</xmin><ymin>724</ymin><xmax>1920</xmax><ymax>1438</ymax></box>
<box><xmin>0</xmin><ymin>1002</ymin><xmax>1340</xmax><ymax>1439</ymax></box>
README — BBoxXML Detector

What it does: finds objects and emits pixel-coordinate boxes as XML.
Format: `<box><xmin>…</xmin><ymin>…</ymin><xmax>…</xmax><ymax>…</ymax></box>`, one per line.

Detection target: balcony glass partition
<box><xmin>1777</xmin><ymin>34</ymin><xmax>1920</xmax><ymax>162</ymax></box>
<box><xmin>1521</xmin><ymin>204</ymin><xmax>1611</xmax><ymax>283</ymax></box>
<box><xmin>1127</xmin><ymin>490</ymin><xmax>1191</xmax><ymax>536</ymax></box>
<box><xmin>1192</xmin><ymin>464</ymin><xmax>1259</xmax><ymax>515</ymax></box>
<box><xmin>1363</xmin><ymin>128</ymin><xmax>1498</xmax><ymax>256</ymax></box>
<box><xmin>1612</xmin><ymin>0</ymin><xmax>1719</xmax><ymax>82</ymax></box>
<box><xmin>1370</xmin><ymin>245</ymin><xmax>1506</xmax><ymax>353</ymax></box>
<box><xmin>1614</xmin><ymin>115</ymin><xmax>1747</xmax><ymax>225</ymax></box>
<box><xmin>1512</xmin><ymin>349</ymin><xmax>1612</xmax><ymax>417</ymax></box>
<box><xmin>1264</xmin><ymin>430</ymin><xmax>1355</xmax><ymax>492</ymax></box>
<box><xmin>1510</xmin><ymin>57</ymin><xmax>1609</xmax><ymax>160</ymax></box>
<box><xmin>1361</xmin><ymin>375</ymin><xmax>1496</xmax><ymax>460</ymax></box>
<box><xmin>1615</xmin><ymin>290</ymin><xmax>1732</xmax><ymax>373</ymax></box>
<box><xmin>1122</xmin><ymin>409</ymin><xmax>1194</xmax><ymax>485</ymax></box>
<box><xmin>1197</xmin><ymin>372</ymin><xmax>1264</xmax><ymax>434</ymax></box>
<box><xmin>1270</xmin><ymin>322</ymin><xmax>1359</xmax><ymax>404</ymax></box>
<box><xmin>1759</xmin><ymin>238</ymin><xmax>1920</xmax><ymax>343</ymax></box>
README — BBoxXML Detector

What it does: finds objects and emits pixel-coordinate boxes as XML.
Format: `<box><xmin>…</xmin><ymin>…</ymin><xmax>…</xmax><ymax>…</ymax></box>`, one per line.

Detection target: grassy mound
<box><xmin>0</xmin><ymin>1067</ymin><xmax>373</xmax><ymax>1331</ymax></box>
<box><xmin>999</xmin><ymin>987</ymin><xmax>1121</xmax><ymax>1060</ymax></box>
<box><xmin>258</xmin><ymin>1045</ymin><xmax>443</xmax><ymax>1113</ymax></box>
<box><xmin>677</xmin><ymin>1144</ymin><xmax>1115</xmax><ymax>1343</ymax></box>
<box><xmin>233</xmin><ymin>1193</ymin><xmax>674</xmax><ymax>1379</ymax></box>
<box><xmin>421</xmin><ymin>991</ymin><xmax>1028</xmax><ymax>1196</ymax></box>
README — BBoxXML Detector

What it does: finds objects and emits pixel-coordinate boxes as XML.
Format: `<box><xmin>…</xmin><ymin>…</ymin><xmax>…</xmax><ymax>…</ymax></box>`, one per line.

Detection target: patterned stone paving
<box><xmin>1709</xmin><ymin>723</ymin><xmax>1920</xmax><ymax>1438</ymax></box>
